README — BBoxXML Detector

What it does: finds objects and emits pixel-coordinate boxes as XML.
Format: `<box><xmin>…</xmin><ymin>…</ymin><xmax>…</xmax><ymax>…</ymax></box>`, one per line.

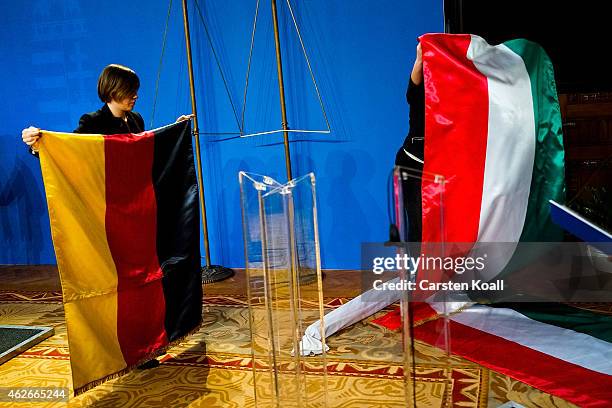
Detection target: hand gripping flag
<box><xmin>38</xmin><ymin>121</ymin><xmax>202</xmax><ymax>395</ymax></box>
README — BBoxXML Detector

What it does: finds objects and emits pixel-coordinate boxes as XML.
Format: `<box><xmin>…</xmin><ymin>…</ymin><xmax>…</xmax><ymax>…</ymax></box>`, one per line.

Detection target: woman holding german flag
<box><xmin>21</xmin><ymin>64</ymin><xmax>193</xmax><ymax>154</ymax></box>
<box><xmin>21</xmin><ymin>64</ymin><xmax>195</xmax><ymax>372</ymax></box>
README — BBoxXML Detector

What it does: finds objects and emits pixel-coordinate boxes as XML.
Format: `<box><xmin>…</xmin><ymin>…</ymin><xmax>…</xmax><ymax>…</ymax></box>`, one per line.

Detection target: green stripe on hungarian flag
<box><xmin>38</xmin><ymin>121</ymin><xmax>202</xmax><ymax>394</ymax></box>
<box><xmin>420</xmin><ymin>33</ymin><xmax>565</xmax><ymax>280</ymax></box>
<box><xmin>414</xmin><ymin>303</ymin><xmax>612</xmax><ymax>407</ymax></box>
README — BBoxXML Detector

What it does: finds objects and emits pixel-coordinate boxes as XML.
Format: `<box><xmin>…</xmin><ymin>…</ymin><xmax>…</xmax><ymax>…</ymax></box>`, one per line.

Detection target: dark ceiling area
<box><xmin>444</xmin><ymin>0</ymin><xmax>612</xmax><ymax>93</ymax></box>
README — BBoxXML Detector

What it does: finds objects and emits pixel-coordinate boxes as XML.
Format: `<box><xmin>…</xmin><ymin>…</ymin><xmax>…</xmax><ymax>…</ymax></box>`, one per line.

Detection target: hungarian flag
<box><xmin>379</xmin><ymin>34</ymin><xmax>611</xmax><ymax>406</ymax></box>
<box><xmin>38</xmin><ymin>121</ymin><xmax>202</xmax><ymax>394</ymax></box>
<box><xmin>420</xmin><ymin>33</ymin><xmax>565</xmax><ymax>281</ymax></box>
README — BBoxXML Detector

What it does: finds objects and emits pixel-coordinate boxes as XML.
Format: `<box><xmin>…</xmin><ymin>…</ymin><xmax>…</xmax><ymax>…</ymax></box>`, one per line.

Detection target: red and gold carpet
<box><xmin>0</xmin><ymin>290</ymin><xmax>576</xmax><ymax>407</ymax></box>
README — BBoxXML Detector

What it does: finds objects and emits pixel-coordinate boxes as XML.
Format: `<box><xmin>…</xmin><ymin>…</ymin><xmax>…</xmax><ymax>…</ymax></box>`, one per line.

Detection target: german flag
<box><xmin>38</xmin><ymin>121</ymin><xmax>202</xmax><ymax>394</ymax></box>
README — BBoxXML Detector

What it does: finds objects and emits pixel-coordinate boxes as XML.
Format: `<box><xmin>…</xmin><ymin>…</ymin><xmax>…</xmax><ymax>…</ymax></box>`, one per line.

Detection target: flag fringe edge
<box><xmin>72</xmin><ymin>318</ymin><xmax>203</xmax><ymax>397</ymax></box>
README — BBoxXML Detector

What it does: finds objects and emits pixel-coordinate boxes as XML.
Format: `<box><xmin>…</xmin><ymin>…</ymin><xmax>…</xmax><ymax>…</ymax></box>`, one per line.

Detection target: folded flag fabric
<box><xmin>38</xmin><ymin>121</ymin><xmax>202</xmax><ymax>395</ymax></box>
<box><xmin>421</xmin><ymin>33</ymin><xmax>565</xmax><ymax>281</ymax></box>
<box><xmin>413</xmin><ymin>303</ymin><xmax>612</xmax><ymax>407</ymax></box>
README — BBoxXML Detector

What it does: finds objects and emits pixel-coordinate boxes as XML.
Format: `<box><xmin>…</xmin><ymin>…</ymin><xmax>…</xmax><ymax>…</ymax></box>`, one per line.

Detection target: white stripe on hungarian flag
<box><xmin>420</xmin><ymin>33</ymin><xmax>565</xmax><ymax>280</ymax></box>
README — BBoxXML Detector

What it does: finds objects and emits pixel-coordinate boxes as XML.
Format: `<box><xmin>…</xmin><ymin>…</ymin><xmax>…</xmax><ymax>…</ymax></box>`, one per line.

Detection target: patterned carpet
<box><xmin>0</xmin><ymin>290</ymin><xmax>576</xmax><ymax>407</ymax></box>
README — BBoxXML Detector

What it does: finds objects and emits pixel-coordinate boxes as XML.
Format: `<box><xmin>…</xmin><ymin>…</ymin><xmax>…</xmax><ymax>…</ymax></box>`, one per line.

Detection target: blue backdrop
<box><xmin>0</xmin><ymin>0</ymin><xmax>442</xmax><ymax>269</ymax></box>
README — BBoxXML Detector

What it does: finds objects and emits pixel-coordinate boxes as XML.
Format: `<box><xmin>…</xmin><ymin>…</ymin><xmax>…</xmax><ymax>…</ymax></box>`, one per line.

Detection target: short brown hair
<box><xmin>97</xmin><ymin>64</ymin><xmax>140</xmax><ymax>103</ymax></box>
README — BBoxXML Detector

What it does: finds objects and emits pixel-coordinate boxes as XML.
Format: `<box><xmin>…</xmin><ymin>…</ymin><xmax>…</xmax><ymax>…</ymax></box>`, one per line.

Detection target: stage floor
<box><xmin>0</xmin><ymin>266</ymin><xmax>576</xmax><ymax>407</ymax></box>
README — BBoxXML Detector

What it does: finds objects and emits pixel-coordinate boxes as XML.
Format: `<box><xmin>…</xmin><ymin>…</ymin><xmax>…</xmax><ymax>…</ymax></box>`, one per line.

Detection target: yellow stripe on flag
<box><xmin>64</xmin><ymin>295</ymin><xmax>126</xmax><ymax>390</ymax></box>
<box><xmin>39</xmin><ymin>131</ymin><xmax>126</xmax><ymax>390</ymax></box>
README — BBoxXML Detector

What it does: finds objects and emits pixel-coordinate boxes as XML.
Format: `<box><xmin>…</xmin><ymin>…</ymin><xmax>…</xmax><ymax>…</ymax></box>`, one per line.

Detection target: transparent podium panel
<box><xmin>239</xmin><ymin>172</ymin><xmax>327</xmax><ymax>408</ymax></box>
<box><xmin>392</xmin><ymin>165</ymin><xmax>454</xmax><ymax>406</ymax></box>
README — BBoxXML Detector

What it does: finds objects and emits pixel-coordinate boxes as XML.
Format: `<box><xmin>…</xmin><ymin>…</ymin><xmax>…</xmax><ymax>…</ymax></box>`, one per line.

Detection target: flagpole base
<box><xmin>201</xmin><ymin>265</ymin><xmax>235</xmax><ymax>284</ymax></box>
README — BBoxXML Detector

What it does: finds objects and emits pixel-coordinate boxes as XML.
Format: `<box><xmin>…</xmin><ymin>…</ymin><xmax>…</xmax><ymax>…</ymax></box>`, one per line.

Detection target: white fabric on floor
<box><xmin>298</xmin><ymin>278</ymin><xmax>470</xmax><ymax>356</ymax></box>
<box><xmin>299</xmin><ymin>278</ymin><xmax>402</xmax><ymax>356</ymax></box>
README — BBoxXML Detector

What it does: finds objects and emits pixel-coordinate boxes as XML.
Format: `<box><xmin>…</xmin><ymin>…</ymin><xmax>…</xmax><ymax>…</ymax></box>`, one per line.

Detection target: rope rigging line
<box><xmin>284</xmin><ymin>0</ymin><xmax>331</xmax><ymax>132</ymax></box>
<box><xmin>175</xmin><ymin>33</ymin><xmax>186</xmax><ymax>124</ymax></box>
<box><xmin>239</xmin><ymin>0</ymin><xmax>331</xmax><ymax>138</ymax></box>
<box><xmin>239</xmin><ymin>0</ymin><xmax>261</xmax><ymax>133</ymax></box>
<box><xmin>150</xmin><ymin>0</ymin><xmax>174</xmax><ymax>129</ymax></box>
<box><xmin>192</xmin><ymin>0</ymin><xmax>242</xmax><ymax>133</ymax></box>
<box><xmin>152</xmin><ymin>0</ymin><xmax>331</xmax><ymax>139</ymax></box>
<box><xmin>152</xmin><ymin>0</ymin><xmax>242</xmax><ymax>136</ymax></box>
<box><xmin>193</xmin><ymin>130</ymin><xmax>248</xmax><ymax>142</ymax></box>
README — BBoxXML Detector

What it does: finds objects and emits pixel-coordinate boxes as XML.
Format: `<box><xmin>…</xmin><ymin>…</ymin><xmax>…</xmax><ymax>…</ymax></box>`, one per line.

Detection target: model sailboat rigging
<box><xmin>151</xmin><ymin>0</ymin><xmax>332</xmax><ymax>282</ymax></box>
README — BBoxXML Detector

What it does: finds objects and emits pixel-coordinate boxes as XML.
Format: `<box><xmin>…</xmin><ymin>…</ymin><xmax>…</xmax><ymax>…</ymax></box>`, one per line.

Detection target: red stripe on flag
<box><xmin>105</xmin><ymin>132</ymin><xmax>168</xmax><ymax>366</ymax></box>
<box><xmin>415</xmin><ymin>318</ymin><xmax>612</xmax><ymax>407</ymax></box>
<box><xmin>371</xmin><ymin>302</ymin><xmax>439</xmax><ymax>331</ymax></box>
<box><xmin>420</xmin><ymin>33</ymin><xmax>489</xmax><ymax>244</ymax></box>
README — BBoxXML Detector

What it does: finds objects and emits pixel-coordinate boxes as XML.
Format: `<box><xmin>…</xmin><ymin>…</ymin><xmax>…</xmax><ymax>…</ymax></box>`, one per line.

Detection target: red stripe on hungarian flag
<box><xmin>38</xmin><ymin>121</ymin><xmax>202</xmax><ymax>394</ymax></box>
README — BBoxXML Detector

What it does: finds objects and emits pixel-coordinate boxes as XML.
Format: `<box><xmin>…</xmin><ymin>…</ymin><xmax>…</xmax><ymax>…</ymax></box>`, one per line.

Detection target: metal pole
<box><xmin>182</xmin><ymin>0</ymin><xmax>234</xmax><ymax>283</ymax></box>
<box><xmin>270</xmin><ymin>0</ymin><xmax>293</xmax><ymax>181</ymax></box>
<box><xmin>182</xmin><ymin>0</ymin><xmax>211</xmax><ymax>266</ymax></box>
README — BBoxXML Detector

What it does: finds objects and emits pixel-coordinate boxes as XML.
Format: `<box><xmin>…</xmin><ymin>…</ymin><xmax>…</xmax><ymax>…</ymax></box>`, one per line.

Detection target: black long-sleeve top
<box><xmin>29</xmin><ymin>104</ymin><xmax>145</xmax><ymax>157</ymax></box>
<box><xmin>395</xmin><ymin>78</ymin><xmax>425</xmax><ymax>166</ymax></box>
<box><xmin>73</xmin><ymin>104</ymin><xmax>144</xmax><ymax>135</ymax></box>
